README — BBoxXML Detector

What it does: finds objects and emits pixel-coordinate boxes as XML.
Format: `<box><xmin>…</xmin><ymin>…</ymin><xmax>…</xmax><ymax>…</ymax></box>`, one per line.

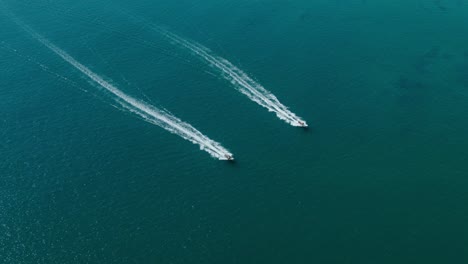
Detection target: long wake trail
<box><xmin>148</xmin><ymin>25</ymin><xmax>307</xmax><ymax>127</ymax></box>
<box><xmin>10</xmin><ymin>18</ymin><xmax>233</xmax><ymax>160</ymax></box>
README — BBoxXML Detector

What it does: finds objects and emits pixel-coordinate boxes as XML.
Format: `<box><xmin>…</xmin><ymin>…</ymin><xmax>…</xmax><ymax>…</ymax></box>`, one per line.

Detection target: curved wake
<box><xmin>13</xmin><ymin>21</ymin><xmax>233</xmax><ymax>160</ymax></box>
<box><xmin>151</xmin><ymin>26</ymin><xmax>307</xmax><ymax>127</ymax></box>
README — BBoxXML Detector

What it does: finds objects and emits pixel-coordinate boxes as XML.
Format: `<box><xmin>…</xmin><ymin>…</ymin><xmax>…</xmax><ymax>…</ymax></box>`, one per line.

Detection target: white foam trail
<box><xmin>14</xmin><ymin>22</ymin><xmax>233</xmax><ymax>160</ymax></box>
<box><xmin>151</xmin><ymin>26</ymin><xmax>307</xmax><ymax>127</ymax></box>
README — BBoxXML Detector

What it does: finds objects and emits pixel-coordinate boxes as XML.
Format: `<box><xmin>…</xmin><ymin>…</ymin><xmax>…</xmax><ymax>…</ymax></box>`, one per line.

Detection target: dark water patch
<box><xmin>442</xmin><ymin>53</ymin><xmax>453</xmax><ymax>60</ymax></box>
<box><xmin>435</xmin><ymin>0</ymin><xmax>448</xmax><ymax>11</ymax></box>
<box><xmin>418</xmin><ymin>0</ymin><xmax>458</xmax><ymax>11</ymax></box>
<box><xmin>236</xmin><ymin>3</ymin><xmax>282</xmax><ymax>32</ymax></box>
<box><xmin>339</xmin><ymin>14</ymin><xmax>374</xmax><ymax>24</ymax></box>
<box><xmin>414</xmin><ymin>46</ymin><xmax>441</xmax><ymax>73</ymax></box>
<box><xmin>393</xmin><ymin>76</ymin><xmax>433</xmax><ymax>137</ymax></box>
<box><xmin>424</xmin><ymin>46</ymin><xmax>441</xmax><ymax>60</ymax></box>
<box><xmin>396</xmin><ymin>76</ymin><xmax>426</xmax><ymax>91</ymax></box>
<box><xmin>418</xmin><ymin>0</ymin><xmax>431</xmax><ymax>11</ymax></box>
<box><xmin>394</xmin><ymin>76</ymin><xmax>428</xmax><ymax>107</ymax></box>
<box><xmin>299</xmin><ymin>9</ymin><xmax>312</xmax><ymax>22</ymax></box>
<box><xmin>455</xmin><ymin>62</ymin><xmax>468</xmax><ymax>87</ymax></box>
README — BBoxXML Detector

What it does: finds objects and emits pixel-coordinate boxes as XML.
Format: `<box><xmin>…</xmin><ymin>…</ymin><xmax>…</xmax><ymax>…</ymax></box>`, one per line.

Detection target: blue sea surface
<box><xmin>1</xmin><ymin>0</ymin><xmax>468</xmax><ymax>263</ymax></box>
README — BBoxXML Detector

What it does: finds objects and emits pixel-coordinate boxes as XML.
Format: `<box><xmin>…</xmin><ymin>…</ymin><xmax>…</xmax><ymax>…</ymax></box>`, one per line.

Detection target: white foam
<box><xmin>14</xmin><ymin>21</ymin><xmax>233</xmax><ymax>160</ymax></box>
<box><xmin>153</xmin><ymin>26</ymin><xmax>308</xmax><ymax>127</ymax></box>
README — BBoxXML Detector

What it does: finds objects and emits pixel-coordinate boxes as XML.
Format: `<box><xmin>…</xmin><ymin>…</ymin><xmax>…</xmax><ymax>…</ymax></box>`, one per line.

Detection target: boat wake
<box><xmin>149</xmin><ymin>25</ymin><xmax>308</xmax><ymax>127</ymax></box>
<box><xmin>9</xmin><ymin>18</ymin><xmax>233</xmax><ymax>160</ymax></box>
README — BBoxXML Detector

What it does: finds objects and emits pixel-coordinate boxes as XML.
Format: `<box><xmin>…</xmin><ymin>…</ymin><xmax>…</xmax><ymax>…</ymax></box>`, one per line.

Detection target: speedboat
<box><xmin>297</xmin><ymin>121</ymin><xmax>308</xmax><ymax>127</ymax></box>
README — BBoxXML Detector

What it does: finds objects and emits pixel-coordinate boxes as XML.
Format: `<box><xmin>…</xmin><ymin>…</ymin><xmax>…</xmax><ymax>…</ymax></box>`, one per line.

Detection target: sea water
<box><xmin>1</xmin><ymin>0</ymin><xmax>468</xmax><ymax>263</ymax></box>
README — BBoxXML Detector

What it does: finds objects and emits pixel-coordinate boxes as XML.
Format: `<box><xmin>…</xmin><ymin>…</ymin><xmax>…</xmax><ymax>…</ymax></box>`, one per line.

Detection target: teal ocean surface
<box><xmin>1</xmin><ymin>0</ymin><xmax>468</xmax><ymax>263</ymax></box>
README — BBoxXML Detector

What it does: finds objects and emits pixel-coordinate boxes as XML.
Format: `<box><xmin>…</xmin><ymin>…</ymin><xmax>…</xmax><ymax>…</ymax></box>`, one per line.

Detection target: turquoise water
<box><xmin>1</xmin><ymin>0</ymin><xmax>468</xmax><ymax>263</ymax></box>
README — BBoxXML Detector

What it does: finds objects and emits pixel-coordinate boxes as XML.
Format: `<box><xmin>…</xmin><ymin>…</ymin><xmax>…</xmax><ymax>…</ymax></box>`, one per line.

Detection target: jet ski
<box><xmin>224</xmin><ymin>154</ymin><xmax>234</xmax><ymax>161</ymax></box>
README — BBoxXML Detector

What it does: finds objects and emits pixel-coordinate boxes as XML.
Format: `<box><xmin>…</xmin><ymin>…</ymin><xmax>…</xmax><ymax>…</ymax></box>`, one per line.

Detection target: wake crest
<box><xmin>151</xmin><ymin>26</ymin><xmax>308</xmax><ymax>127</ymax></box>
<box><xmin>12</xmin><ymin>19</ymin><xmax>233</xmax><ymax>160</ymax></box>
